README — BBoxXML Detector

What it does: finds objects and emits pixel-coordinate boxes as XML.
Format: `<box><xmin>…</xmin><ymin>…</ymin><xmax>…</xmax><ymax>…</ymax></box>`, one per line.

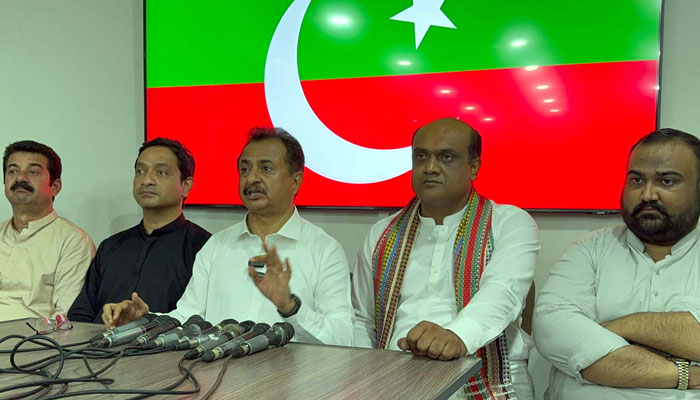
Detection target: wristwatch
<box><xmin>674</xmin><ymin>359</ymin><xmax>690</xmax><ymax>390</ymax></box>
<box><xmin>278</xmin><ymin>294</ymin><xmax>301</xmax><ymax>318</ymax></box>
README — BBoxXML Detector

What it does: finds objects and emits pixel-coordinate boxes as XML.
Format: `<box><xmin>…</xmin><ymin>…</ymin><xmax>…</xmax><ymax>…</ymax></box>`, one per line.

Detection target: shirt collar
<box><xmin>139</xmin><ymin>214</ymin><xmax>187</xmax><ymax>237</ymax></box>
<box><xmin>418</xmin><ymin>202</ymin><xmax>470</xmax><ymax>228</ymax></box>
<box><xmin>626</xmin><ymin>224</ymin><xmax>700</xmax><ymax>255</ymax></box>
<box><xmin>238</xmin><ymin>208</ymin><xmax>302</xmax><ymax>241</ymax></box>
<box><xmin>20</xmin><ymin>210</ymin><xmax>58</xmax><ymax>233</ymax></box>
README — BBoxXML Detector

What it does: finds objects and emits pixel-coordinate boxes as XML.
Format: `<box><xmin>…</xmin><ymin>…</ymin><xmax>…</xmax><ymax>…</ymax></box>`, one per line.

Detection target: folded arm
<box><xmin>581</xmin><ymin>344</ymin><xmax>700</xmax><ymax>389</ymax></box>
<box><xmin>534</xmin><ymin>232</ymin><xmax>700</xmax><ymax>389</ymax></box>
<box><xmin>603</xmin><ymin>311</ymin><xmax>700</xmax><ymax>361</ymax></box>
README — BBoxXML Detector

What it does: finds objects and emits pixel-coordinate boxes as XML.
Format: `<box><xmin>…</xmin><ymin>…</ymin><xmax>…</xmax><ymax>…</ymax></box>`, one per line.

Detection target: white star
<box><xmin>391</xmin><ymin>0</ymin><xmax>456</xmax><ymax>49</ymax></box>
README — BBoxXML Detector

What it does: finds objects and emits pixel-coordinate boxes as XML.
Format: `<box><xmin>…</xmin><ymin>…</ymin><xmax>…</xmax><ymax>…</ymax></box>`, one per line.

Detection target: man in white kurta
<box><xmin>103</xmin><ymin>128</ymin><xmax>353</xmax><ymax>346</ymax></box>
<box><xmin>168</xmin><ymin>208</ymin><xmax>353</xmax><ymax>345</ymax></box>
<box><xmin>352</xmin><ymin>119</ymin><xmax>539</xmax><ymax>399</ymax></box>
<box><xmin>534</xmin><ymin>128</ymin><xmax>700</xmax><ymax>399</ymax></box>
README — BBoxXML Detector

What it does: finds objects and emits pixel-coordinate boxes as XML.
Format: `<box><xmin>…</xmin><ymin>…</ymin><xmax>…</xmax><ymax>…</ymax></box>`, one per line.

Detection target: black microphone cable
<box><xmin>200</xmin><ymin>353</ymin><xmax>233</xmax><ymax>400</ymax></box>
<box><xmin>0</xmin><ymin>332</ymin><xmax>201</xmax><ymax>400</ymax></box>
<box><xmin>0</xmin><ymin>334</ymin><xmax>114</xmax><ymax>400</ymax></box>
<box><xmin>126</xmin><ymin>355</ymin><xmax>204</xmax><ymax>400</ymax></box>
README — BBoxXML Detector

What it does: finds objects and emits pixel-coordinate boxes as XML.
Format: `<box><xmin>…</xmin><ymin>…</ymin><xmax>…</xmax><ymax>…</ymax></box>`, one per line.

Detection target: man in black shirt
<box><xmin>68</xmin><ymin>138</ymin><xmax>211</xmax><ymax>323</ymax></box>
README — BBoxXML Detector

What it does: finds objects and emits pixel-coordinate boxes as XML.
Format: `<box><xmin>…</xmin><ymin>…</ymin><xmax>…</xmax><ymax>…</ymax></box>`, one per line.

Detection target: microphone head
<box><xmin>268</xmin><ymin>322</ymin><xmax>294</xmax><ymax>346</ymax></box>
<box><xmin>152</xmin><ymin>315</ymin><xmax>177</xmax><ymax>326</ymax></box>
<box><xmin>249</xmin><ymin>323</ymin><xmax>271</xmax><ymax>336</ymax></box>
<box><xmin>183</xmin><ymin>315</ymin><xmax>207</xmax><ymax>327</ymax></box>
<box><xmin>217</xmin><ymin>318</ymin><xmax>238</xmax><ymax>327</ymax></box>
<box><xmin>142</xmin><ymin>313</ymin><xmax>158</xmax><ymax>322</ymax></box>
<box><xmin>192</xmin><ymin>320</ymin><xmax>212</xmax><ymax>330</ymax></box>
<box><xmin>238</xmin><ymin>320</ymin><xmax>255</xmax><ymax>332</ymax></box>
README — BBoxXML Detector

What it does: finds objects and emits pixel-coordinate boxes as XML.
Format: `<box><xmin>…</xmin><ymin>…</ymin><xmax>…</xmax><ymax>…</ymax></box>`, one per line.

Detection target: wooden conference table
<box><xmin>0</xmin><ymin>319</ymin><xmax>481</xmax><ymax>399</ymax></box>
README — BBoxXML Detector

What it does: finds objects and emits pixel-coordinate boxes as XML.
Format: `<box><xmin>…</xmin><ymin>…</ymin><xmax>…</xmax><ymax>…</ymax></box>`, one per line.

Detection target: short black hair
<box><xmin>241</xmin><ymin>127</ymin><xmax>305</xmax><ymax>174</ymax></box>
<box><xmin>3</xmin><ymin>140</ymin><xmax>62</xmax><ymax>184</ymax></box>
<box><xmin>137</xmin><ymin>138</ymin><xmax>195</xmax><ymax>181</ymax></box>
<box><xmin>412</xmin><ymin>119</ymin><xmax>482</xmax><ymax>161</ymax></box>
<box><xmin>630</xmin><ymin>128</ymin><xmax>700</xmax><ymax>172</ymax></box>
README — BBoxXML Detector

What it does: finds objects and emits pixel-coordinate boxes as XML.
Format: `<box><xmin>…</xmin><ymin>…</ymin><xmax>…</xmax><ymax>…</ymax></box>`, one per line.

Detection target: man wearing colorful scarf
<box><xmin>351</xmin><ymin>118</ymin><xmax>539</xmax><ymax>400</ymax></box>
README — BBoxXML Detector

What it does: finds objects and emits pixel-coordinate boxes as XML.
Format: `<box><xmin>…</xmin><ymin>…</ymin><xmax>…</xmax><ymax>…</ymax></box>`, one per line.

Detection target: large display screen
<box><xmin>146</xmin><ymin>0</ymin><xmax>661</xmax><ymax>210</ymax></box>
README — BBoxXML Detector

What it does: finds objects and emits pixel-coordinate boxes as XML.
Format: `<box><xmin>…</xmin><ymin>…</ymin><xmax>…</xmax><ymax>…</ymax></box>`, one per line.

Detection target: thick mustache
<box><xmin>632</xmin><ymin>201</ymin><xmax>669</xmax><ymax>217</ymax></box>
<box><xmin>10</xmin><ymin>181</ymin><xmax>34</xmax><ymax>192</ymax></box>
<box><xmin>244</xmin><ymin>184</ymin><xmax>266</xmax><ymax>195</ymax></box>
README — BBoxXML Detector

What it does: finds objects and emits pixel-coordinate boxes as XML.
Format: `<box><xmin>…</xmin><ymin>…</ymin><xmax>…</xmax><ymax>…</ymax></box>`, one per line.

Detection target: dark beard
<box><xmin>622</xmin><ymin>200</ymin><xmax>700</xmax><ymax>246</ymax></box>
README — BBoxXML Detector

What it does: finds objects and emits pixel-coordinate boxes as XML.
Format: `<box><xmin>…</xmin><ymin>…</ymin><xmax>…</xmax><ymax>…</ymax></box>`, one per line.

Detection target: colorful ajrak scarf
<box><xmin>371</xmin><ymin>190</ymin><xmax>516</xmax><ymax>400</ymax></box>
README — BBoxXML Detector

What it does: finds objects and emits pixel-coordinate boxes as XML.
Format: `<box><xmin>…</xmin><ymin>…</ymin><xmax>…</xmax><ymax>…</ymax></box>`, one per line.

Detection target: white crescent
<box><xmin>264</xmin><ymin>0</ymin><xmax>412</xmax><ymax>184</ymax></box>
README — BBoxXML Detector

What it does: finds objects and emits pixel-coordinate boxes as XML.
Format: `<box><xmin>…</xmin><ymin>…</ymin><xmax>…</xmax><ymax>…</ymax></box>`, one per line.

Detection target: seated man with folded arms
<box><xmin>534</xmin><ymin>128</ymin><xmax>700</xmax><ymax>399</ymax></box>
<box><xmin>68</xmin><ymin>138</ymin><xmax>211</xmax><ymax>323</ymax></box>
<box><xmin>102</xmin><ymin>127</ymin><xmax>354</xmax><ymax>346</ymax></box>
<box><xmin>1</xmin><ymin>140</ymin><xmax>95</xmax><ymax>321</ymax></box>
<box><xmin>352</xmin><ymin>118</ymin><xmax>539</xmax><ymax>399</ymax></box>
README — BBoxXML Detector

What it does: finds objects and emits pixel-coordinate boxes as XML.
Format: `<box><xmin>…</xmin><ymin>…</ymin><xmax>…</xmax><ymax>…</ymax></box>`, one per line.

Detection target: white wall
<box><xmin>0</xmin><ymin>0</ymin><xmax>144</xmax><ymax>236</ymax></box>
<box><xmin>658</xmin><ymin>0</ymin><xmax>700</xmax><ymax>134</ymax></box>
<box><xmin>1</xmin><ymin>0</ymin><xmax>698</xmax><ymax>398</ymax></box>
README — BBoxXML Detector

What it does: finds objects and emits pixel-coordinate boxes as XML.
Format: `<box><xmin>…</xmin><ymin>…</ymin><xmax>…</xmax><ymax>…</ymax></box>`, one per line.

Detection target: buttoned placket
<box><xmin>3</xmin><ymin>229</ymin><xmax>26</xmax><ymax>287</ymax></box>
<box><xmin>647</xmin><ymin>254</ymin><xmax>672</xmax><ymax>311</ymax></box>
<box><xmin>7</xmin><ymin>235</ymin><xmax>20</xmax><ymax>267</ymax></box>
<box><xmin>420</xmin><ymin>225</ymin><xmax>448</xmax><ymax>320</ymax></box>
<box><xmin>129</xmin><ymin>235</ymin><xmax>158</xmax><ymax>294</ymax></box>
<box><xmin>247</xmin><ymin>235</ymin><xmax>264</xmax><ymax>320</ymax></box>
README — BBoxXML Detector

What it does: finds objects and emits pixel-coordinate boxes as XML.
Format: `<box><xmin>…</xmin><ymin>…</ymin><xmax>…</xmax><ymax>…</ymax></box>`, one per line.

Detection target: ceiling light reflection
<box><xmin>398</xmin><ymin>60</ymin><xmax>411</xmax><ymax>66</ymax></box>
<box><xmin>484</xmin><ymin>117</ymin><xmax>493</xmax><ymax>122</ymax></box>
<box><xmin>550</xmin><ymin>109</ymin><xmax>560</xmax><ymax>113</ymax></box>
<box><xmin>511</xmin><ymin>39</ymin><xmax>527</xmax><ymax>47</ymax></box>
<box><xmin>329</xmin><ymin>15</ymin><xmax>351</xmax><ymax>25</ymax></box>
<box><xmin>536</xmin><ymin>85</ymin><xmax>549</xmax><ymax>90</ymax></box>
<box><xmin>524</xmin><ymin>65</ymin><xmax>538</xmax><ymax>71</ymax></box>
<box><xmin>465</xmin><ymin>106</ymin><xmax>475</xmax><ymax>110</ymax></box>
<box><xmin>440</xmin><ymin>89</ymin><xmax>452</xmax><ymax>94</ymax></box>
<box><xmin>543</xmin><ymin>99</ymin><xmax>554</xmax><ymax>103</ymax></box>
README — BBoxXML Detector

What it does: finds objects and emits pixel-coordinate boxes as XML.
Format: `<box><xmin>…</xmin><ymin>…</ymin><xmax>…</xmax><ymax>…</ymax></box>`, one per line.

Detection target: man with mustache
<box><xmin>352</xmin><ymin>118</ymin><xmax>539</xmax><ymax>399</ymax></box>
<box><xmin>1</xmin><ymin>140</ymin><xmax>95</xmax><ymax>321</ymax></box>
<box><xmin>102</xmin><ymin>128</ymin><xmax>354</xmax><ymax>346</ymax></box>
<box><xmin>534</xmin><ymin>128</ymin><xmax>700</xmax><ymax>399</ymax></box>
<box><xmin>68</xmin><ymin>138</ymin><xmax>211</xmax><ymax>323</ymax></box>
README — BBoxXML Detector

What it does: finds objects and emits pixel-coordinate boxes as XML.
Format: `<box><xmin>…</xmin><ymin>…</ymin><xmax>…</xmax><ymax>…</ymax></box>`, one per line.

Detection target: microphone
<box><xmin>175</xmin><ymin>318</ymin><xmax>238</xmax><ymax>350</ymax></box>
<box><xmin>89</xmin><ymin>314</ymin><xmax>157</xmax><ymax>342</ymax></box>
<box><xmin>141</xmin><ymin>315</ymin><xmax>211</xmax><ymax>350</ymax></box>
<box><xmin>183</xmin><ymin>320</ymin><xmax>255</xmax><ymax>358</ymax></box>
<box><xmin>228</xmin><ymin>322</ymin><xmax>294</xmax><ymax>359</ymax></box>
<box><xmin>202</xmin><ymin>323</ymin><xmax>270</xmax><ymax>362</ymax></box>
<box><xmin>192</xmin><ymin>319</ymin><xmax>238</xmax><ymax>337</ymax></box>
<box><xmin>132</xmin><ymin>316</ymin><xmax>181</xmax><ymax>346</ymax></box>
<box><xmin>90</xmin><ymin>315</ymin><xmax>170</xmax><ymax>348</ymax></box>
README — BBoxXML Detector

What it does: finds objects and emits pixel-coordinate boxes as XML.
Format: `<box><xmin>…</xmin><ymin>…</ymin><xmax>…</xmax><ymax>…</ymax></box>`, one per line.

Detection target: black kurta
<box><xmin>68</xmin><ymin>215</ymin><xmax>211</xmax><ymax>323</ymax></box>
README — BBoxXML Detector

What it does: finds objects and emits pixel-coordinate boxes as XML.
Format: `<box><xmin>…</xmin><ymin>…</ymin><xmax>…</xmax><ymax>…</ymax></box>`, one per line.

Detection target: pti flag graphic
<box><xmin>146</xmin><ymin>0</ymin><xmax>661</xmax><ymax>209</ymax></box>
